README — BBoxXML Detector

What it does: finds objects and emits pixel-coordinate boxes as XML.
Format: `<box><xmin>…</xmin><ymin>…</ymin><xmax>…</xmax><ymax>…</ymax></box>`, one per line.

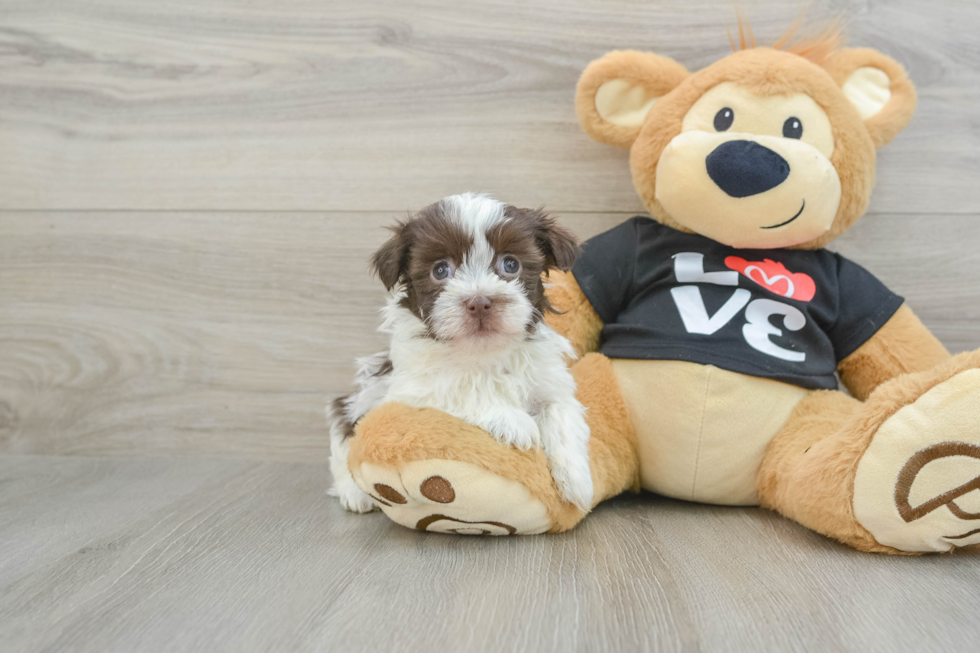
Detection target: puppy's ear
<box><xmin>522</xmin><ymin>209</ymin><xmax>580</xmax><ymax>272</ymax></box>
<box><xmin>370</xmin><ymin>221</ymin><xmax>411</xmax><ymax>290</ymax></box>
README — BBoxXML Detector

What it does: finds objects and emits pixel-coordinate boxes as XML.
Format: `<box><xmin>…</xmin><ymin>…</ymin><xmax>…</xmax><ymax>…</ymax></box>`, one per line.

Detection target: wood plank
<box><xmin>1</xmin><ymin>211</ymin><xmax>978</xmax><ymax>460</ymax></box>
<box><xmin>0</xmin><ymin>454</ymin><xmax>978</xmax><ymax>653</ymax></box>
<box><xmin>0</xmin><ymin>0</ymin><xmax>978</xmax><ymax>213</ymax></box>
<box><xmin>0</xmin><ymin>454</ymin><xmax>256</xmax><ymax>586</ymax></box>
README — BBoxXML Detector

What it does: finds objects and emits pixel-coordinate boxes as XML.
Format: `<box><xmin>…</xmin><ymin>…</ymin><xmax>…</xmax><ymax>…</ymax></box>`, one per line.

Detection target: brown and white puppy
<box><xmin>328</xmin><ymin>193</ymin><xmax>594</xmax><ymax>513</ymax></box>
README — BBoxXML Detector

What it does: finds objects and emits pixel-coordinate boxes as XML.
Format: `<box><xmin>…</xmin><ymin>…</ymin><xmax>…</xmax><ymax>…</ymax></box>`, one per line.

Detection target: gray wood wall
<box><xmin>2</xmin><ymin>0</ymin><xmax>979</xmax><ymax>463</ymax></box>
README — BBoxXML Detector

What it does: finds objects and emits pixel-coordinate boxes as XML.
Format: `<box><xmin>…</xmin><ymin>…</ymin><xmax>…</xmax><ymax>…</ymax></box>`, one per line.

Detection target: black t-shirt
<box><xmin>573</xmin><ymin>217</ymin><xmax>903</xmax><ymax>390</ymax></box>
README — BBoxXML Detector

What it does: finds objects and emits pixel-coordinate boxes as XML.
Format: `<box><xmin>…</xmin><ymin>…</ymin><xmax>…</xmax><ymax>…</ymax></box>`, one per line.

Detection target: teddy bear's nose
<box><xmin>706</xmin><ymin>140</ymin><xmax>790</xmax><ymax>198</ymax></box>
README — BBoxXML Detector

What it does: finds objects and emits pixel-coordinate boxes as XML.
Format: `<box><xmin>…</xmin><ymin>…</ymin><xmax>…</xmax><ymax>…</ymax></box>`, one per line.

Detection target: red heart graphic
<box><xmin>724</xmin><ymin>256</ymin><xmax>816</xmax><ymax>302</ymax></box>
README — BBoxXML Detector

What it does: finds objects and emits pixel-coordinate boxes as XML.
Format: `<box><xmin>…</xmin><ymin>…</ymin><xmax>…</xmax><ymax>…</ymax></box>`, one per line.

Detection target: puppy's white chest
<box><xmin>386</xmin><ymin>362</ymin><xmax>533</xmax><ymax>417</ymax></box>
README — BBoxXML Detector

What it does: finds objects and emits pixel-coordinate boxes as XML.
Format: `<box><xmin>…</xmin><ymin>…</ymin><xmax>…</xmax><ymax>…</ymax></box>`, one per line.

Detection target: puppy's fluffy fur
<box><xmin>328</xmin><ymin>193</ymin><xmax>594</xmax><ymax>512</ymax></box>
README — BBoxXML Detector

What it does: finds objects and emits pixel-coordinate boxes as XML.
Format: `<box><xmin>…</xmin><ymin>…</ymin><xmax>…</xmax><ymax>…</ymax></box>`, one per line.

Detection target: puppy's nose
<box><xmin>706</xmin><ymin>140</ymin><xmax>790</xmax><ymax>198</ymax></box>
<box><xmin>465</xmin><ymin>296</ymin><xmax>493</xmax><ymax>319</ymax></box>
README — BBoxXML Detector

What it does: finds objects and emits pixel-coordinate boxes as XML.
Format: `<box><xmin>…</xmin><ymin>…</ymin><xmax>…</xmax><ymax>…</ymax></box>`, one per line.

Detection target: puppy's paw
<box><xmin>537</xmin><ymin>401</ymin><xmax>593</xmax><ymax>512</ymax></box>
<box><xmin>329</xmin><ymin>477</ymin><xmax>378</xmax><ymax>513</ymax></box>
<box><xmin>481</xmin><ymin>410</ymin><xmax>541</xmax><ymax>451</ymax></box>
<box><xmin>550</xmin><ymin>455</ymin><xmax>594</xmax><ymax>513</ymax></box>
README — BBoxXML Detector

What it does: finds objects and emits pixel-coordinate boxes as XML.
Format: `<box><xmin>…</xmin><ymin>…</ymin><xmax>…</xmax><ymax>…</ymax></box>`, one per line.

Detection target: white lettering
<box><xmin>670</xmin><ymin>286</ymin><xmax>751</xmax><ymax>335</ymax></box>
<box><xmin>742</xmin><ymin>299</ymin><xmax>807</xmax><ymax>362</ymax></box>
<box><xmin>672</xmin><ymin>252</ymin><xmax>739</xmax><ymax>286</ymax></box>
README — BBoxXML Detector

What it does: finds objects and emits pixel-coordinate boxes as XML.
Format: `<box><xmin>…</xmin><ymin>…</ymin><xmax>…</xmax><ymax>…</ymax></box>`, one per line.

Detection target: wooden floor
<box><xmin>1</xmin><ymin>1</ymin><xmax>979</xmax><ymax>651</ymax></box>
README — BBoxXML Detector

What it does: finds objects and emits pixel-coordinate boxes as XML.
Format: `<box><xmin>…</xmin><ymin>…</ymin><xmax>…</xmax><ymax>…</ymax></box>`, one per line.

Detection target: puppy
<box><xmin>328</xmin><ymin>193</ymin><xmax>594</xmax><ymax>513</ymax></box>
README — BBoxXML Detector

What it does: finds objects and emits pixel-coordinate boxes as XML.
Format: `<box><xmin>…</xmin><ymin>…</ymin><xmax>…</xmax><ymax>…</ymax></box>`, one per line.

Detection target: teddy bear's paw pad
<box><xmin>351</xmin><ymin>459</ymin><xmax>553</xmax><ymax>535</ymax></box>
<box><xmin>854</xmin><ymin>369</ymin><xmax>980</xmax><ymax>552</ymax></box>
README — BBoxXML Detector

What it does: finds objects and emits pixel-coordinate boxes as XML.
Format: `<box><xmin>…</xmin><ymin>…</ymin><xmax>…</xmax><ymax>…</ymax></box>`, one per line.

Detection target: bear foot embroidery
<box><xmin>351</xmin><ymin>459</ymin><xmax>553</xmax><ymax>535</ymax></box>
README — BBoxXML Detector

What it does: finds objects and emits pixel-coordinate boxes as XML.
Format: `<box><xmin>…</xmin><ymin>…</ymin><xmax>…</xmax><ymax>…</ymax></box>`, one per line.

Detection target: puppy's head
<box><xmin>371</xmin><ymin>193</ymin><xmax>579</xmax><ymax>348</ymax></box>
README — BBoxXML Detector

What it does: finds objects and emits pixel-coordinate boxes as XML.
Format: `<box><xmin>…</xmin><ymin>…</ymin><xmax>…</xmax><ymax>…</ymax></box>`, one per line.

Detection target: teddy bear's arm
<box><xmin>544</xmin><ymin>270</ymin><xmax>604</xmax><ymax>358</ymax></box>
<box><xmin>837</xmin><ymin>304</ymin><xmax>949</xmax><ymax>401</ymax></box>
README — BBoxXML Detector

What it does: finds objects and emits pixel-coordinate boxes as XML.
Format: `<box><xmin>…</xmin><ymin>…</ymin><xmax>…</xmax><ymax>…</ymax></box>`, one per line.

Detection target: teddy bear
<box><xmin>342</xmin><ymin>24</ymin><xmax>980</xmax><ymax>553</ymax></box>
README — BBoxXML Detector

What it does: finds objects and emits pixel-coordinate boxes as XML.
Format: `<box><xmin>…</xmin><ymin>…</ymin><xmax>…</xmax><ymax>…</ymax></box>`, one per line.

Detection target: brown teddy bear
<box><xmin>344</xmin><ymin>24</ymin><xmax>980</xmax><ymax>553</ymax></box>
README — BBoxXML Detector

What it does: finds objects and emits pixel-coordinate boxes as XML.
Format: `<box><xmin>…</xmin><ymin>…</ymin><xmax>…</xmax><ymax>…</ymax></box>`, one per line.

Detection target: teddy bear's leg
<box><xmin>346</xmin><ymin>353</ymin><xmax>639</xmax><ymax>535</ymax></box>
<box><xmin>759</xmin><ymin>350</ymin><xmax>980</xmax><ymax>554</ymax></box>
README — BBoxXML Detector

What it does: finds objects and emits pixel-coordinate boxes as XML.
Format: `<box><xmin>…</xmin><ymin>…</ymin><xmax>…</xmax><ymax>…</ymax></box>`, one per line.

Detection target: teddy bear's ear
<box><xmin>823</xmin><ymin>47</ymin><xmax>917</xmax><ymax>148</ymax></box>
<box><xmin>576</xmin><ymin>50</ymin><xmax>689</xmax><ymax>149</ymax></box>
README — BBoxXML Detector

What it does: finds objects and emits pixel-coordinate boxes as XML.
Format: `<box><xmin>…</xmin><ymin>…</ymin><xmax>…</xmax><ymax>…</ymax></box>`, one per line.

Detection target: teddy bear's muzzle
<box><xmin>706</xmin><ymin>139</ymin><xmax>791</xmax><ymax>198</ymax></box>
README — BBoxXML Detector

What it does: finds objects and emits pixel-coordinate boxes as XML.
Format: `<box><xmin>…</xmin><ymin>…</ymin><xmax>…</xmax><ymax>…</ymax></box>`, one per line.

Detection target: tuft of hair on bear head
<box><xmin>728</xmin><ymin>12</ymin><xmax>846</xmax><ymax>65</ymax></box>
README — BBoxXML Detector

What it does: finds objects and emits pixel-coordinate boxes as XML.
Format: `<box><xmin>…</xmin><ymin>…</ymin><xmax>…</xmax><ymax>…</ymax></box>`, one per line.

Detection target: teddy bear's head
<box><xmin>576</xmin><ymin>24</ymin><xmax>917</xmax><ymax>250</ymax></box>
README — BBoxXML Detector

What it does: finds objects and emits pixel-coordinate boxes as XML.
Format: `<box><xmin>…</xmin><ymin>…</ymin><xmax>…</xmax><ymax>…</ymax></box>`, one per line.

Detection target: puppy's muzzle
<box><xmin>464</xmin><ymin>296</ymin><xmax>493</xmax><ymax>321</ymax></box>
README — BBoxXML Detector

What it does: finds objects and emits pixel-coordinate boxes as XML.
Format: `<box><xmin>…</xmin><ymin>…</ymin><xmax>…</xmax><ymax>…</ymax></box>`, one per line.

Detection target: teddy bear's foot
<box><xmin>760</xmin><ymin>350</ymin><xmax>980</xmax><ymax>554</ymax></box>
<box><xmin>854</xmin><ymin>367</ymin><xmax>980</xmax><ymax>552</ymax></box>
<box><xmin>352</xmin><ymin>459</ymin><xmax>553</xmax><ymax>535</ymax></box>
<box><xmin>346</xmin><ymin>402</ymin><xmax>585</xmax><ymax>535</ymax></box>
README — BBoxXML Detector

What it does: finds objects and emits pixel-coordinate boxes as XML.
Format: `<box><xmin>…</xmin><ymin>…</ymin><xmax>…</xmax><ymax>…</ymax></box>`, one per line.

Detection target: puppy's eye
<box><xmin>713</xmin><ymin>108</ymin><xmax>734</xmax><ymax>132</ymax></box>
<box><xmin>431</xmin><ymin>260</ymin><xmax>453</xmax><ymax>281</ymax></box>
<box><xmin>783</xmin><ymin>117</ymin><xmax>803</xmax><ymax>139</ymax></box>
<box><xmin>499</xmin><ymin>256</ymin><xmax>520</xmax><ymax>276</ymax></box>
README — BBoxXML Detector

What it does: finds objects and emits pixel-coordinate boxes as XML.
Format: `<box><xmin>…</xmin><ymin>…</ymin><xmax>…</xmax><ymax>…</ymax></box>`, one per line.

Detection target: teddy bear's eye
<box><xmin>783</xmin><ymin>117</ymin><xmax>803</xmax><ymax>139</ymax></box>
<box><xmin>713</xmin><ymin>108</ymin><xmax>734</xmax><ymax>132</ymax></box>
